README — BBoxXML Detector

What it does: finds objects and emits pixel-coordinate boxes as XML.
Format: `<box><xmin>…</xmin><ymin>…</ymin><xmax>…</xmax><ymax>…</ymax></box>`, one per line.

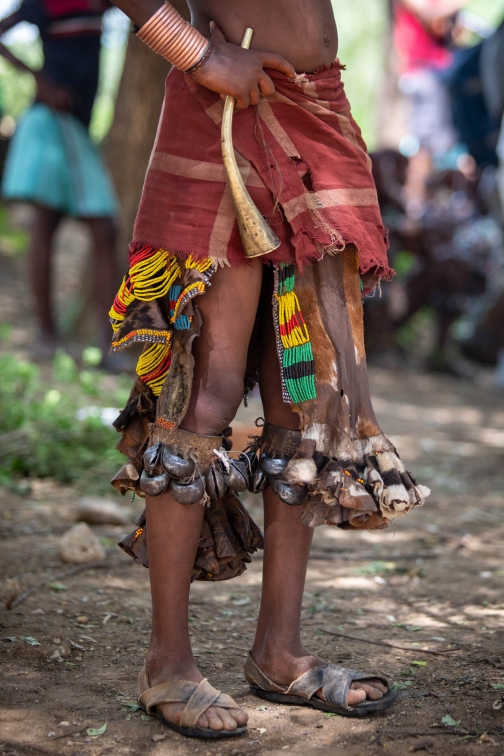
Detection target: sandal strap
<box><xmin>245</xmin><ymin>657</ymin><xmax>389</xmax><ymax>711</ymax></box>
<box><xmin>244</xmin><ymin>652</ymin><xmax>286</xmax><ymax>693</ymax></box>
<box><xmin>139</xmin><ymin>679</ymin><xmax>202</xmax><ymax>715</ymax></box>
<box><xmin>287</xmin><ymin>665</ymin><xmax>327</xmax><ymax>700</ymax></box>
<box><xmin>179</xmin><ymin>678</ymin><xmax>221</xmax><ymax>728</ymax></box>
<box><xmin>138</xmin><ymin>667</ymin><xmax>240</xmax><ymax>727</ymax></box>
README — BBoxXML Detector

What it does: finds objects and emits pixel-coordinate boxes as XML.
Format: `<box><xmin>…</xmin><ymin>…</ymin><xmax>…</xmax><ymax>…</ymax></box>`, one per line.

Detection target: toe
<box><xmin>355</xmin><ymin>683</ymin><xmax>384</xmax><ymax>701</ymax></box>
<box><xmin>347</xmin><ymin>688</ymin><xmax>367</xmax><ymax>706</ymax></box>
<box><xmin>202</xmin><ymin>707</ymin><xmax>226</xmax><ymax>731</ymax></box>
<box><xmin>219</xmin><ymin>708</ymin><xmax>239</xmax><ymax>731</ymax></box>
<box><xmin>231</xmin><ymin>707</ymin><xmax>248</xmax><ymax>727</ymax></box>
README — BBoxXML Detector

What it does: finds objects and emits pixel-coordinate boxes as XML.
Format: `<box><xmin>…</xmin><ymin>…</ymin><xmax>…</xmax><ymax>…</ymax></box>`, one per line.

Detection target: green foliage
<box><xmin>352</xmin><ymin>560</ymin><xmax>396</xmax><ymax>575</ymax></box>
<box><xmin>0</xmin><ymin>352</ymin><xmax>123</xmax><ymax>489</ymax></box>
<box><xmin>0</xmin><ymin>204</ymin><xmax>29</xmax><ymax>257</ymax></box>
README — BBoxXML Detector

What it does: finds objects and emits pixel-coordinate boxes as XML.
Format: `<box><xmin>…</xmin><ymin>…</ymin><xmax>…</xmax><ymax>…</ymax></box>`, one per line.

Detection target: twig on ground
<box><xmin>7</xmin><ymin>559</ymin><xmax>127</xmax><ymax>610</ymax></box>
<box><xmin>318</xmin><ymin>628</ymin><xmax>461</xmax><ymax>655</ymax></box>
<box><xmin>48</xmin><ymin>726</ymin><xmax>89</xmax><ymax>741</ymax></box>
<box><xmin>381</xmin><ymin>728</ymin><xmax>504</xmax><ymax>738</ymax></box>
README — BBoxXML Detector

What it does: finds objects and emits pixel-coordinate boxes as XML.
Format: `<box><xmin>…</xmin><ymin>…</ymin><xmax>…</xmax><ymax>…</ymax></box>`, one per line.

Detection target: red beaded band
<box><xmin>137</xmin><ymin>2</ymin><xmax>210</xmax><ymax>73</ymax></box>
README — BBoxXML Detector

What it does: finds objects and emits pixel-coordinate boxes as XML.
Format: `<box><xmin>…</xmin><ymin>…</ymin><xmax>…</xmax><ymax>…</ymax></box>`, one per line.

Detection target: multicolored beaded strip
<box><xmin>273</xmin><ymin>263</ymin><xmax>316</xmax><ymax>404</ymax></box>
<box><xmin>109</xmin><ymin>250</ymin><xmax>216</xmax><ymax>396</ymax></box>
<box><xmin>136</xmin><ymin>342</ymin><xmax>172</xmax><ymax>396</ymax></box>
<box><xmin>109</xmin><ymin>246</ymin><xmax>181</xmax><ymax>332</ymax></box>
<box><xmin>111</xmin><ymin>328</ymin><xmax>171</xmax><ymax>353</ymax></box>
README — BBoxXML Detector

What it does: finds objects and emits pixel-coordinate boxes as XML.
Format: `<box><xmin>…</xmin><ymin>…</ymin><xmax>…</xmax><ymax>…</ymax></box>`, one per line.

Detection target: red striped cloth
<box><xmin>133</xmin><ymin>62</ymin><xmax>392</xmax><ymax>280</ymax></box>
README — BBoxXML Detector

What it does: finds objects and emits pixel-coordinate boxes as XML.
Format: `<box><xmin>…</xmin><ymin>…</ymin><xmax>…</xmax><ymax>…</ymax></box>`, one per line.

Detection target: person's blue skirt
<box><xmin>2</xmin><ymin>103</ymin><xmax>117</xmax><ymax>217</ymax></box>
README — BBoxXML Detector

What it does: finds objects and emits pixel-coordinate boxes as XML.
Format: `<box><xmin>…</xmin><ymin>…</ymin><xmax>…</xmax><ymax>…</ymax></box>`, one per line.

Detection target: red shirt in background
<box><xmin>393</xmin><ymin>3</ymin><xmax>454</xmax><ymax>74</ymax></box>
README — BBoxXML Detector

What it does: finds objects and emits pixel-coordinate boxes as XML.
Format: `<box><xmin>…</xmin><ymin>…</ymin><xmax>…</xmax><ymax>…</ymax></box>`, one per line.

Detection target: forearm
<box><xmin>110</xmin><ymin>0</ymin><xmax>166</xmax><ymax>28</ymax></box>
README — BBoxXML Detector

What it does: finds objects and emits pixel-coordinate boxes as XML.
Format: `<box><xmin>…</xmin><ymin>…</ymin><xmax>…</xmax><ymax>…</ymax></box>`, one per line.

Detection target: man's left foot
<box><xmin>245</xmin><ymin>649</ymin><xmax>394</xmax><ymax>715</ymax></box>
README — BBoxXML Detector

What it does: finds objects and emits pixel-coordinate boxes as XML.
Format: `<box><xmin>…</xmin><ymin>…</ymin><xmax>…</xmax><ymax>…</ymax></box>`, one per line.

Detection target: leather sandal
<box><xmin>138</xmin><ymin>666</ymin><xmax>247</xmax><ymax>739</ymax></box>
<box><xmin>244</xmin><ymin>653</ymin><xmax>396</xmax><ymax>718</ymax></box>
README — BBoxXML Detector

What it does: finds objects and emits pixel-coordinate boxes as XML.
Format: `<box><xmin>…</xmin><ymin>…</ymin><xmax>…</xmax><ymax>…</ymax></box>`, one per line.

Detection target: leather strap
<box><xmin>244</xmin><ymin>655</ymin><xmax>389</xmax><ymax>711</ymax></box>
<box><xmin>244</xmin><ymin>652</ymin><xmax>286</xmax><ymax>693</ymax></box>
<box><xmin>138</xmin><ymin>667</ymin><xmax>240</xmax><ymax>726</ymax></box>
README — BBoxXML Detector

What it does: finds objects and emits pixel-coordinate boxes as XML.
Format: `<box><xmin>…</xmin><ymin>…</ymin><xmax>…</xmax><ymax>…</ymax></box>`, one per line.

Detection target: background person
<box><xmin>0</xmin><ymin>0</ymin><xmax>118</xmax><ymax>358</ymax></box>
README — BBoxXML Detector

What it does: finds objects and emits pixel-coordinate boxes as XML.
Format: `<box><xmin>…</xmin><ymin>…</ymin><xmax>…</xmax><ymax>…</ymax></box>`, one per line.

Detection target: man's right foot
<box><xmin>143</xmin><ymin>662</ymin><xmax>248</xmax><ymax>733</ymax></box>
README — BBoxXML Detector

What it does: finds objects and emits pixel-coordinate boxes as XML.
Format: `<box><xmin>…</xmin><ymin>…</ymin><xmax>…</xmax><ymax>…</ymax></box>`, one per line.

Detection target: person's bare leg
<box><xmin>85</xmin><ymin>216</ymin><xmax>118</xmax><ymax>354</ymax></box>
<box><xmin>143</xmin><ymin>259</ymin><xmax>263</xmax><ymax>732</ymax></box>
<box><xmin>27</xmin><ymin>204</ymin><xmax>63</xmax><ymax>349</ymax></box>
<box><xmin>251</xmin><ymin>292</ymin><xmax>386</xmax><ymax>706</ymax></box>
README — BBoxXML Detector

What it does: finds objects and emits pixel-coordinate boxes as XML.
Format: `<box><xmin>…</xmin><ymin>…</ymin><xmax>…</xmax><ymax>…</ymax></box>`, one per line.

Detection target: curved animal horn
<box><xmin>221</xmin><ymin>28</ymin><xmax>281</xmax><ymax>259</ymax></box>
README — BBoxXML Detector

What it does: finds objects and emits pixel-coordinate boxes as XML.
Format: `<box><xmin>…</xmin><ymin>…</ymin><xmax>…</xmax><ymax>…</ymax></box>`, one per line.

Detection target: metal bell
<box><xmin>269</xmin><ymin>478</ymin><xmax>308</xmax><ymax>506</ymax></box>
<box><xmin>140</xmin><ymin>469</ymin><xmax>169</xmax><ymax>496</ymax></box>
<box><xmin>250</xmin><ymin>465</ymin><xmax>267</xmax><ymax>494</ymax></box>
<box><xmin>169</xmin><ymin>476</ymin><xmax>205</xmax><ymax>504</ymax></box>
<box><xmin>260</xmin><ymin>454</ymin><xmax>288</xmax><ymax>478</ymax></box>
<box><xmin>223</xmin><ymin>460</ymin><xmax>248</xmax><ymax>492</ymax></box>
<box><xmin>205</xmin><ymin>464</ymin><xmax>226</xmax><ymax>500</ymax></box>
<box><xmin>161</xmin><ymin>447</ymin><xmax>195</xmax><ymax>479</ymax></box>
<box><xmin>143</xmin><ymin>443</ymin><xmax>162</xmax><ymax>475</ymax></box>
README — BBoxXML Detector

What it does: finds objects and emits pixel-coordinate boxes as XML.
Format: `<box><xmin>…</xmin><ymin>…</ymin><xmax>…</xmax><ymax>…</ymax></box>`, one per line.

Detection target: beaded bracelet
<box><xmin>136</xmin><ymin>2</ymin><xmax>210</xmax><ymax>73</ymax></box>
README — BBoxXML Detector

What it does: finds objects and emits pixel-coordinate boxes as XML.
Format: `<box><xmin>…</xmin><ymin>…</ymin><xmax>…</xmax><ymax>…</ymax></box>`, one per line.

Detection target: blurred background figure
<box><xmin>392</xmin><ymin>0</ymin><xmax>464</xmax><ymax>219</ymax></box>
<box><xmin>0</xmin><ymin>0</ymin><xmax>118</xmax><ymax>359</ymax></box>
<box><xmin>364</xmin><ymin>0</ymin><xmax>504</xmax><ymax>381</ymax></box>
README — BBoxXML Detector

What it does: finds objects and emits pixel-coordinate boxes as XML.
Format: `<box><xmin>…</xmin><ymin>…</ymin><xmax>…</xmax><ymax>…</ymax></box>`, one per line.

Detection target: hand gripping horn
<box><xmin>221</xmin><ymin>28</ymin><xmax>281</xmax><ymax>258</ymax></box>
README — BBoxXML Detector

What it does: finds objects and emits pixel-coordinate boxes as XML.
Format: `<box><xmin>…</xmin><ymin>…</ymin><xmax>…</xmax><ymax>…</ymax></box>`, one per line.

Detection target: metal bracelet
<box><xmin>184</xmin><ymin>43</ymin><xmax>213</xmax><ymax>74</ymax></box>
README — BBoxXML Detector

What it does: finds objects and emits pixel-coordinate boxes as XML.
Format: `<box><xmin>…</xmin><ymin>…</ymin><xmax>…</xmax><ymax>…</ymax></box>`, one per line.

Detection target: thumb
<box><xmin>209</xmin><ymin>20</ymin><xmax>226</xmax><ymax>43</ymax></box>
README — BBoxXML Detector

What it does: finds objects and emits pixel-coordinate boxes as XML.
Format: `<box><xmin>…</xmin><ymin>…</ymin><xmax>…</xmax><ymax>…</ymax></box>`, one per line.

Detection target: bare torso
<box><xmin>189</xmin><ymin>0</ymin><xmax>338</xmax><ymax>73</ymax></box>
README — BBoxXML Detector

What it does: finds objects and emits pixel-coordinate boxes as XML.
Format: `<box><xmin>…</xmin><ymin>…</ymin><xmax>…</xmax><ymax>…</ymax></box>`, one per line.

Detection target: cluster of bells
<box><xmin>140</xmin><ymin>442</ymin><xmax>308</xmax><ymax>507</ymax></box>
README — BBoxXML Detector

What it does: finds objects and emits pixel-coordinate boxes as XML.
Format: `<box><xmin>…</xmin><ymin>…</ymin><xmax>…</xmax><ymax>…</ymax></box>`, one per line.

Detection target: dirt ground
<box><xmin>2</xmin><ymin>362</ymin><xmax>504</xmax><ymax>756</ymax></box>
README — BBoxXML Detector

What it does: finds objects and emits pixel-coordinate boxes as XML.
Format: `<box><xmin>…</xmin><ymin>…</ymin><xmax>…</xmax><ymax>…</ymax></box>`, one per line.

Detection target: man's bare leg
<box><xmin>251</xmin><ymin>298</ymin><xmax>387</xmax><ymax>706</ymax></box>
<box><xmin>143</xmin><ymin>259</ymin><xmax>264</xmax><ymax>731</ymax></box>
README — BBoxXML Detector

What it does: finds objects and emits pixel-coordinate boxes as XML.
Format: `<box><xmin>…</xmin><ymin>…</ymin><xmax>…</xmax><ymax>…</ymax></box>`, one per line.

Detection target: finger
<box><xmin>259</xmin><ymin>52</ymin><xmax>296</xmax><ymax>79</ymax></box>
<box><xmin>234</xmin><ymin>92</ymin><xmax>250</xmax><ymax>110</ymax></box>
<box><xmin>249</xmin><ymin>87</ymin><xmax>260</xmax><ymax>106</ymax></box>
<box><xmin>258</xmin><ymin>73</ymin><xmax>275</xmax><ymax>98</ymax></box>
<box><xmin>209</xmin><ymin>20</ymin><xmax>226</xmax><ymax>44</ymax></box>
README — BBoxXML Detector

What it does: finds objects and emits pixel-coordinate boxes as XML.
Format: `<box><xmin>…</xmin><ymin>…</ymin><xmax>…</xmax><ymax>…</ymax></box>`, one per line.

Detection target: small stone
<box><xmin>31</xmin><ymin>608</ymin><xmax>45</xmax><ymax>615</ymax></box>
<box><xmin>76</xmin><ymin>497</ymin><xmax>130</xmax><ymax>526</ymax></box>
<box><xmin>76</xmin><ymin>616</ymin><xmax>88</xmax><ymax>624</ymax></box>
<box><xmin>58</xmin><ymin>523</ymin><xmax>106</xmax><ymax>564</ymax></box>
<box><xmin>58</xmin><ymin>721</ymin><xmax>70</xmax><ymax>727</ymax></box>
<box><xmin>152</xmin><ymin>734</ymin><xmax>166</xmax><ymax>742</ymax></box>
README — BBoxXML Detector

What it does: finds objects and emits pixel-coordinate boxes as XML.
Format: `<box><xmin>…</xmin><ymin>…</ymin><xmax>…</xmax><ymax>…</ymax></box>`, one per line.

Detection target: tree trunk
<box><xmin>104</xmin><ymin>1</ymin><xmax>190</xmax><ymax>262</ymax></box>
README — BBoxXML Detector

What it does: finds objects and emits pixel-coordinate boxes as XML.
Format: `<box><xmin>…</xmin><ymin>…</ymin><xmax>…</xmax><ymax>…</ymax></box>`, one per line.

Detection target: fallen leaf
<box><xmin>21</xmin><ymin>637</ymin><xmax>41</xmax><ymax>646</ymax></box>
<box><xmin>441</xmin><ymin>715</ymin><xmax>461</xmax><ymax>727</ymax></box>
<box><xmin>392</xmin><ymin>681</ymin><xmax>413</xmax><ymax>691</ymax></box>
<box><xmin>232</xmin><ymin>597</ymin><xmax>250</xmax><ymax>606</ymax></box>
<box><xmin>491</xmin><ymin>683</ymin><xmax>504</xmax><ymax>690</ymax></box>
<box><xmin>411</xmin><ymin>661</ymin><xmax>427</xmax><ymax>667</ymax></box>
<box><xmin>49</xmin><ymin>582</ymin><xmax>67</xmax><ymax>592</ymax></box>
<box><xmin>122</xmin><ymin>701</ymin><xmax>141</xmax><ymax>712</ymax></box>
<box><xmin>325</xmin><ymin>712</ymin><xmax>340</xmax><ymax>717</ymax></box>
<box><xmin>86</xmin><ymin>723</ymin><xmax>107</xmax><ymax>737</ymax></box>
<box><xmin>141</xmin><ymin>714</ymin><xmax>153</xmax><ymax>721</ymax></box>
